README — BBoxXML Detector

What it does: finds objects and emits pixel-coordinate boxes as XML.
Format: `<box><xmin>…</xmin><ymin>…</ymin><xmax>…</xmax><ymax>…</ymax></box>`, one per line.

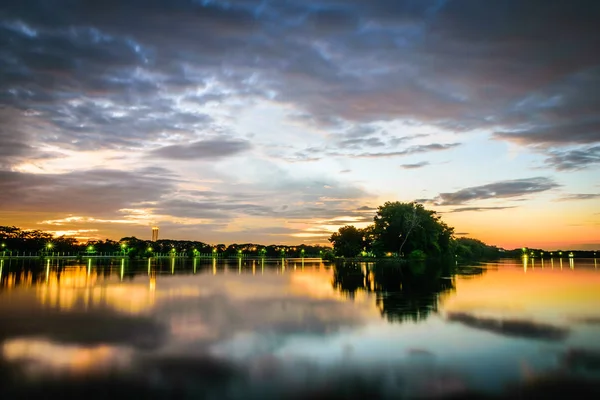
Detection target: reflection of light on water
<box><xmin>0</xmin><ymin>259</ymin><xmax>3</xmax><ymax>282</ymax></box>
<box><xmin>148</xmin><ymin>258</ymin><xmax>151</xmax><ymax>276</ymax></box>
<box><xmin>2</xmin><ymin>338</ymin><xmax>131</xmax><ymax>375</ymax></box>
<box><xmin>46</xmin><ymin>258</ymin><xmax>50</xmax><ymax>283</ymax></box>
<box><xmin>149</xmin><ymin>274</ymin><xmax>156</xmax><ymax>292</ymax></box>
<box><xmin>560</xmin><ymin>258</ymin><xmax>563</xmax><ymax>270</ymax></box>
<box><xmin>120</xmin><ymin>258</ymin><xmax>125</xmax><ymax>281</ymax></box>
<box><xmin>19</xmin><ymin>270</ymin><xmax>33</xmax><ymax>287</ymax></box>
<box><xmin>213</xmin><ymin>258</ymin><xmax>217</xmax><ymax>275</ymax></box>
<box><xmin>36</xmin><ymin>267</ymin><xmax>155</xmax><ymax>314</ymax></box>
<box><xmin>570</xmin><ymin>258</ymin><xmax>575</xmax><ymax>270</ymax></box>
<box><xmin>87</xmin><ymin>258</ymin><xmax>92</xmax><ymax>277</ymax></box>
<box><xmin>551</xmin><ymin>258</ymin><xmax>554</xmax><ymax>269</ymax></box>
<box><xmin>193</xmin><ymin>258</ymin><xmax>197</xmax><ymax>274</ymax></box>
<box><xmin>239</xmin><ymin>258</ymin><xmax>242</xmax><ymax>274</ymax></box>
<box><xmin>38</xmin><ymin>267</ymin><xmax>97</xmax><ymax>310</ymax></box>
<box><xmin>541</xmin><ymin>259</ymin><xmax>544</xmax><ymax>269</ymax></box>
<box><xmin>522</xmin><ymin>256</ymin><xmax>528</xmax><ymax>273</ymax></box>
<box><xmin>5</xmin><ymin>272</ymin><xmax>15</xmax><ymax>289</ymax></box>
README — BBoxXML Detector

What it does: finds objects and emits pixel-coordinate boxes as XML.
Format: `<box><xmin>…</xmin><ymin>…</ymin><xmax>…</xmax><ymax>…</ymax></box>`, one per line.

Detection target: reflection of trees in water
<box><xmin>333</xmin><ymin>260</ymin><xmax>456</xmax><ymax>323</ymax></box>
<box><xmin>454</xmin><ymin>265</ymin><xmax>486</xmax><ymax>279</ymax></box>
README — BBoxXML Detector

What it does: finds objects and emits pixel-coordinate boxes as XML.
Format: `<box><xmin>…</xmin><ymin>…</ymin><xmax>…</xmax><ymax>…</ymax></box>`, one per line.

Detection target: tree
<box><xmin>371</xmin><ymin>202</ymin><xmax>454</xmax><ymax>257</ymax></box>
<box><xmin>454</xmin><ymin>237</ymin><xmax>500</xmax><ymax>261</ymax></box>
<box><xmin>329</xmin><ymin>225</ymin><xmax>365</xmax><ymax>257</ymax></box>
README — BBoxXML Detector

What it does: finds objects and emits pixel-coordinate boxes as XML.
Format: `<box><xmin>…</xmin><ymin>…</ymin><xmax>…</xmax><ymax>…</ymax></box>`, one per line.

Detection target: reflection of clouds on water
<box><xmin>0</xmin><ymin>308</ymin><xmax>167</xmax><ymax>349</ymax></box>
<box><xmin>446</xmin><ymin>312</ymin><xmax>570</xmax><ymax>341</ymax></box>
<box><xmin>1</xmin><ymin>259</ymin><xmax>600</xmax><ymax>398</ymax></box>
<box><xmin>156</xmin><ymin>292</ymin><xmax>371</xmax><ymax>356</ymax></box>
<box><xmin>562</xmin><ymin>348</ymin><xmax>600</xmax><ymax>372</ymax></box>
<box><xmin>2</xmin><ymin>338</ymin><xmax>132</xmax><ymax>375</ymax></box>
<box><xmin>568</xmin><ymin>316</ymin><xmax>600</xmax><ymax>326</ymax></box>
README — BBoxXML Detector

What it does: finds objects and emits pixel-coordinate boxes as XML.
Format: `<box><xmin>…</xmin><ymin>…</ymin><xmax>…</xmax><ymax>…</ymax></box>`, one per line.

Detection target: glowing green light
<box><xmin>46</xmin><ymin>243</ymin><xmax>53</xmax><ymax>249</ymax></box>
<box><xmin>87</xmin><ymin>246</ymin><xmax>94</xmax><ymax>251</ymax></box>
<box><xmin>147</xmin><ymin>247</ymin><xmax>153</xmax><ymax>252</ymax></box>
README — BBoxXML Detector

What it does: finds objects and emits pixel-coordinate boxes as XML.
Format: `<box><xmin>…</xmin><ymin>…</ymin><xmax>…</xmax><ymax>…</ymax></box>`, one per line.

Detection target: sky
<box><xmin>0</xmin><ymin>0</ymin><xmax>599</xmax><ymax>250</ymax></box>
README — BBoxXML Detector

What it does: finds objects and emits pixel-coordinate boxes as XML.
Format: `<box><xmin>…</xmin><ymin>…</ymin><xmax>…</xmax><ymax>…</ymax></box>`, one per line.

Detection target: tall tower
<box><xmin>151</xmin><ymin>226</ymin><xmax>159</xmax><ymax>242</ymax></box>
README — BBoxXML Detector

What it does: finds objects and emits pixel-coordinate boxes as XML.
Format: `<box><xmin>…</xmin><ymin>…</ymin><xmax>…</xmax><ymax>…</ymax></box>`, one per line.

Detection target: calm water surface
<box><xmin>1</xmin><ymin>257</ymin><xmax>599</xmax><ymax>399</ymax></box>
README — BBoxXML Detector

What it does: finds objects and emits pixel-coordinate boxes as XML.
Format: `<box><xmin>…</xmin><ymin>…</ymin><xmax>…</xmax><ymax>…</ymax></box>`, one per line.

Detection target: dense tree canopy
<box><xmin>454</xmin><ymin>237</ymin><xmax>501</xmax><ymax>261</ymax></box>
<box><xmin>328</xmin><ymin>225</ymin><xmax>365</xmax><ymax>257</ymax></box>
<box><xmin>329</xmin><ymin>202</ymin><xmax>454</xmax><ymax>259</ymax></box>
<box><xmin>372</xmin><ymin>202</ymin><xmax>454</xmax><ymax>257</ymax></box>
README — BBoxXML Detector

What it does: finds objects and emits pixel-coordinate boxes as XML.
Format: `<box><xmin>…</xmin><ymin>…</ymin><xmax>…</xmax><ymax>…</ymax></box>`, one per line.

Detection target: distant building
<box><xmin>152</xmin><ymin>226</ymin><xmax>159</xmax><ymax>242</ymax></box>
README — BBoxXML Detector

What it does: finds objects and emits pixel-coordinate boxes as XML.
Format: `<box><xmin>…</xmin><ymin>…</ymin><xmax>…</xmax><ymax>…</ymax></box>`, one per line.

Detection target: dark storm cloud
<box><xmin>400</xmin><ymin>161</ymin><xmax>429</xmax><ymax>169</ymax></box>
<box><xmin>47</xmin><ymin>99</ymin><xmax>214</xmax><ymax>151</ymax></box>
<box><xmin>544</xmin><ymin>146</ymin><xmax>600</xmax><ymax>171</ymax></box>
<box><xmin>0</xmin><ymin>167</ymin><xmax>176</xmax><ymax>215</ymax></box>
<box><xmin>1</xmin><ymin>0</ymin><xmax>598</xmax><ymax>154</ymax></box>
<box><xmin>431</xmin><ymin>177</ymin><xmax>559</xmax><ymax>206</ymax></box>
<box><xmin>447</xmin><ymin>312</ymin><xmax>569</xmax><ymax>341</ymax></box>
<box><xmin>150</xmin><ymin>138</ymin><xmax>252</xmax><ymax>160</ymax></box>
<box><xmin>0</xmin><ymin>107</ymin><xmax>35</xmax><ymax>167</ymax></box>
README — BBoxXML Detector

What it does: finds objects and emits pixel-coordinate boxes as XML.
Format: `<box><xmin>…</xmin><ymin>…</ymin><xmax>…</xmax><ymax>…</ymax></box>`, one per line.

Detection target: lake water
<box><xmin>1</xmin><ymin>257</ymin><xmax>599</xmax><ymax>399</ymax></box>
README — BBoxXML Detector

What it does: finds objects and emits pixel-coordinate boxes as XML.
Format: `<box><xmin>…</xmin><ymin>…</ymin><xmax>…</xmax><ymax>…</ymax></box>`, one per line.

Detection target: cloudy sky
<box><xmin>0</xmin><ymin>0</ymin><xmax>599</xmax><ymax>249</ymax></box>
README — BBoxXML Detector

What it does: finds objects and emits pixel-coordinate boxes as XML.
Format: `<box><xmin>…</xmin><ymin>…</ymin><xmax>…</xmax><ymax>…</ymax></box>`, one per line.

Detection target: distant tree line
<box><xmin>0</xmin><ymin>226</ymin><xmax>330</xmax><ymax>258</ymax></box>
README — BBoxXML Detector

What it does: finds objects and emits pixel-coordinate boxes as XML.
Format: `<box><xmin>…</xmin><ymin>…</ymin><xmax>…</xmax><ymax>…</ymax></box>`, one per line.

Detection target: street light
<box><xmin>45</xmin><ymin>243</ymin><xmax>53</xmax><ymax>257</ymax></box>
